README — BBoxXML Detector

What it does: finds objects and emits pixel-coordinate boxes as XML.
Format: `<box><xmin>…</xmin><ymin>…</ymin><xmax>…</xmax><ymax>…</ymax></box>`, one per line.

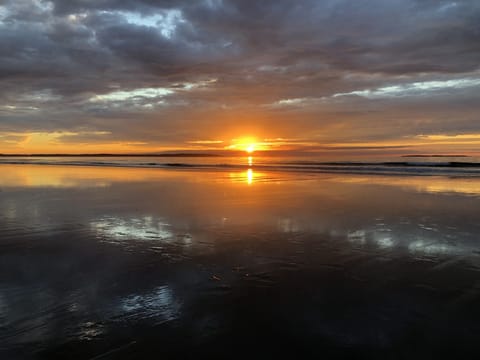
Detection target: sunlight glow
<box><xmin>225</xmin><ymin>137</ymin><xmax>269</xmax><ymax>153</ymax></box>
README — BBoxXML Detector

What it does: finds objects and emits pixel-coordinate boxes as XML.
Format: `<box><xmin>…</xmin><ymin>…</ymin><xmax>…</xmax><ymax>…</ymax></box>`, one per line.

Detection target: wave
<box><xmin>1</xmin><ymin>158</ymin><xmax>480</xmax><ymax>176</ymax></box>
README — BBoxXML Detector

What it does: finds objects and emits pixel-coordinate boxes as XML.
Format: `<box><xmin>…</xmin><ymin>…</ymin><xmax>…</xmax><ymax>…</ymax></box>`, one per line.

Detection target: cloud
<box><xmin>332</xmin><ymin>77</ymin><xmax>480</xmax><ymax>99</ymax></box>
<box><xmin>0</xmin><ymin>0</ymin><xmax>479</xmax><ymax>152</ymax></box>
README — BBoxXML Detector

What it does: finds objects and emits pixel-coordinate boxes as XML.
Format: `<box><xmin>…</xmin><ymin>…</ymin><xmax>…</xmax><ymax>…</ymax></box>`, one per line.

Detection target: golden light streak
<box><xmin>417</xmin><ymin>134</ymin><xmax>480</xmax><ymax>141</ymax></box>
<box><xmin>0</xmin><ymin>131</ymin><xmax>166</xmax><ymax>154</ymax></box>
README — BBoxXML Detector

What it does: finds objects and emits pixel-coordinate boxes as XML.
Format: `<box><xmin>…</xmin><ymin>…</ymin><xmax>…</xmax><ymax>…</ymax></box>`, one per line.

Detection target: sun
<box><xmin>225</xmin><ymin>137</ymin><xmax>265</xmax><ymax>153</ymax></box>
<box><xmin>246</xmin><ymin>144</ymin><xmax>256</xmax><ymax>153</ymax></box>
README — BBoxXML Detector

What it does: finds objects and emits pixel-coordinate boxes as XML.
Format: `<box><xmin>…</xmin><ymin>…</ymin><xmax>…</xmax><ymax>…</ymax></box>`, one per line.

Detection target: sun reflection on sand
<box><xmin>246</xmin><ymin>168</ymin><xmax>253</xmax><ymax>185</ymax></box>
<box><xmin>228</xmin><ymin>168</ymin><xmax>258</xmax><ymax>184</ymax></box>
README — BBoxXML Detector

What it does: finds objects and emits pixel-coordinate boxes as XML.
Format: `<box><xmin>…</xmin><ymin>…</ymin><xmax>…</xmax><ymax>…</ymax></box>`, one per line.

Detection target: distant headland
<box><xmin>402</xmin><ymin>154</ymin><xmax>469</xmax><ymax>158</ymax></box>
<box><xmin>0</xmin><ymin>153</ymin><xmax>222</xmax><ymax>157</ymax></box>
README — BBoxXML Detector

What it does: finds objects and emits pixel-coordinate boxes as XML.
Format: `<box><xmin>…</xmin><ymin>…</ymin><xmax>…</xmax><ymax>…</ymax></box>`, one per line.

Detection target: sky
<box><xmin>0</xmin><ymin>0</ymin><xmax>479</xmax><ymax>155</ymax></box>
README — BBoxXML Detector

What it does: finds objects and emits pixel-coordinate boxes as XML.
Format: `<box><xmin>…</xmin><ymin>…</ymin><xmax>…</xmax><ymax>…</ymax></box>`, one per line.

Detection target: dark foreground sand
<box><xmin>1</xmin><ymin>164</ymin><xmax>480</xmax><ymax>359</ymax></box>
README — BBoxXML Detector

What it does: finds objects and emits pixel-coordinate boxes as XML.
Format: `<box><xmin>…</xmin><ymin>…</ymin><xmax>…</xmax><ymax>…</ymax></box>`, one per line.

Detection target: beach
<box><xmin>1</xmin><ymin>163</ymin><xmax>480</xmax><ymax>358</ymax></box>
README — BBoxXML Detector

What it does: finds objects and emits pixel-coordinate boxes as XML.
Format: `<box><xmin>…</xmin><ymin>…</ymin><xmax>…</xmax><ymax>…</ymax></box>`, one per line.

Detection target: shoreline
<box><xmin>1</xmin><ymin>160</ymin><xmax>480</xmax><ymax>178</ymax></box>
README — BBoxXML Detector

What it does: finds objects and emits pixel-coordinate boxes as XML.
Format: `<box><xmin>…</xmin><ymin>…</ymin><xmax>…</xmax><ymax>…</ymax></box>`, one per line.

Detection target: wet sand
<box><xmin>1</xmin><ymin>164</ymin><xmax>480</xmax><ymax>359</ymax></box>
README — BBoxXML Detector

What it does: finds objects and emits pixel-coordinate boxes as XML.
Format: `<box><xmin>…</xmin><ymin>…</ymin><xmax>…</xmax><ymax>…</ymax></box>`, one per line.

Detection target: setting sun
<box><xmin>246</xmin><ymin>144</ymin><xmax>256</xmax><ymax>153</ymax></box>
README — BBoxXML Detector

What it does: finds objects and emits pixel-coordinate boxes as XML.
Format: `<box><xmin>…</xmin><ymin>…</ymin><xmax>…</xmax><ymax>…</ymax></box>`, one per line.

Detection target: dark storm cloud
<box><xmin>0</xmin><ymin>0</ymin><xmax>479</xmax><ymax>149</ymax></box>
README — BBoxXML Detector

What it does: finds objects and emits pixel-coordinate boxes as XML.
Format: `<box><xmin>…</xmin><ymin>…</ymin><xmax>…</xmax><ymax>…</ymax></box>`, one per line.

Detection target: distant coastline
<box><xmin>0</xmin><ymin>153</ymin><xmax>222</xmax><ymax>157</ymax></box>
<box><xmin>402</xmin><ymin>154</ymin><xmax>469</xmax><ymax>158</ymax></box>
